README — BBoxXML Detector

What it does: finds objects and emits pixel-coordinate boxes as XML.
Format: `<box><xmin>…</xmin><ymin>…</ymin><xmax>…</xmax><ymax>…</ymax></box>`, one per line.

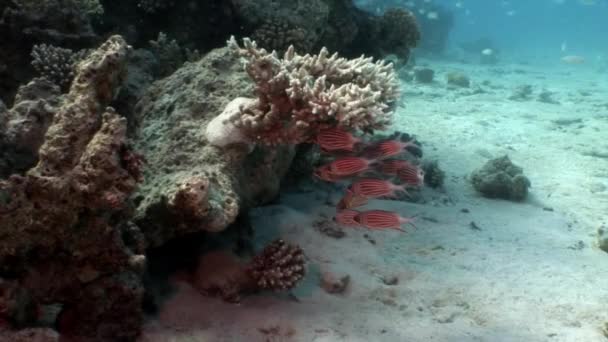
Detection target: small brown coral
<box><xmin>246</xmin><ymin>239</ymin><xmax>306</xmax><ymax>291</ymax></box>
<box><xmin>192</xmin><ymin>239</ymin><xmax>306</xmax><ymax>303</ymax></box>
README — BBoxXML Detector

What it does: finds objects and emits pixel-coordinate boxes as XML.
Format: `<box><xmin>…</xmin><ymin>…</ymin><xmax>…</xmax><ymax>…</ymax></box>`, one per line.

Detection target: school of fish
<box><xmin>313</xmin><ymin>128</ymin><xmax>423</xmax><ymax>233</ymax></box>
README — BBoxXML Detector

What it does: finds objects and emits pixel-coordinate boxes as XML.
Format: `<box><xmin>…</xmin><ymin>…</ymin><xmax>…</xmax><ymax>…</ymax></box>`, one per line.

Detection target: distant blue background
<box><xmin>440</xmin><ymin>0</ymin><xmax>608</xmax><ymax>56</ymax></box>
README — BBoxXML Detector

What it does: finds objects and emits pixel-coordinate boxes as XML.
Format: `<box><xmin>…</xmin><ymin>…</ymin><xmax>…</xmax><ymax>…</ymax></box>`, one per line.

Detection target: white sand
<box><xmin>141</xmin><ymin>59</ymin><xmax>608</xmax><ymax>342</ymax></box>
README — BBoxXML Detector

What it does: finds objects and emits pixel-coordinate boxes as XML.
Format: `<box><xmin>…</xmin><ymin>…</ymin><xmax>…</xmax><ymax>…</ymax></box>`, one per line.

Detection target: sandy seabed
<box><xmin>141</xmin><ymin>58</ymin><xmax>608</xmax><ymax>342</ymax></box>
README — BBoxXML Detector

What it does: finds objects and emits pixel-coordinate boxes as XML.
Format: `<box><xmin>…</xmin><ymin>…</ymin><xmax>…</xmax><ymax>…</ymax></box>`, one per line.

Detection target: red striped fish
<box><xmin>372</xmin><ymin>139</ymin><xmax>420</xmax><ymax>159</ymax></box>
<box><xmin>337</xmin><ymin>189</ymin><xmax>369</xmax><ymax>210</ymax></box>
<box><xmin>334</xmin><ymin>209</ymin><xmax>361</xmax><ymax>227</ymax></box>
<box><xmin>349</xmin><ymin>178</ymin><xmax>408</xmax><ymax>199</ymax></box>
<box><xmin>327</xmin><ymin>157</ymin><xmax>378</xmax><ymax>177</ymax></box>
<box><xmin>315</xmin><ymin>128</ymin><xmax>362</xmax><ymax>152</ymax></box>
<box><xmin>353</xmin><ymin>210</ymin><xmax>417</xmax><ymax>232</ymax></box>
<box><xmin>397</xmin><ymin>165</ymin><xmax>425</xmax><ymax>187</ymax></box>
<box><xmin>378</xmin><ymin>159</ymin><xmax>414</xmax><ymax>175</ymax></box>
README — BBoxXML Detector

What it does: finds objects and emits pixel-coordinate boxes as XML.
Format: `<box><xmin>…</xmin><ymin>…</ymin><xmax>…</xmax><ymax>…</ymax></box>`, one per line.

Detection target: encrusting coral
<box><xmin>0</xmin><ymin>35</ymin><xmax>146</xmax><ymax>340</ymax></box>
<box><xmin>0</xmin><ymin>78</ymin><xmax>62</xmax><ymax>177</ymax></box>
<box><xmin>219</xmin><ymin>36</ymin><xmax>400</xmax><ymax>146</ymax></box>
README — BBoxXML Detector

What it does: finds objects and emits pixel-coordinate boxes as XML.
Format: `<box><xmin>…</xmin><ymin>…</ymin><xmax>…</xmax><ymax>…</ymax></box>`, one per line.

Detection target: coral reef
<box><xmin>1</xmin><ymin>0</ymin><xmax>422</xmax><ymax>104</ymax></box>
<box><xmin>471</xmin><ymin>155</ymin><xmax>531</xmax><ymax>201</ymax></box>
<box><xmin>0</xmin><ymin>36</ymin><xmax>145</xmax><ymax>340</ymax></box>
<box><xmin>0</xmin><ymin>1</ymin><xmax>424</xmax><ymax>338</ymax></box>
<box><xmin>224</xmin><ymin>36</ymin><xmax>399</xmax><ymax>145</ymax></box>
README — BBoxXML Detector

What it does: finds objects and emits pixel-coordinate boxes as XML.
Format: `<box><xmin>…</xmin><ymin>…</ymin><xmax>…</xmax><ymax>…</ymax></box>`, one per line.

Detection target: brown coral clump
<box><xmin>246</xmin><ymin>239</ymin><xmax>306</xmax><ymax>291</ymax></box>
<box><xmin>192</xmin><ymin>239</ymin><xmax>306</xmax><ymax>303</ymax></box>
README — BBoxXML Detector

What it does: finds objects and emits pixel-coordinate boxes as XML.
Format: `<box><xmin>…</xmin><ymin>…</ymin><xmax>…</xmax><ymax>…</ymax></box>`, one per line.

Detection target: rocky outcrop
<box><xmin>132</xmin><ymin>46</ymin><xmax>295</xmax><ymax>247</ymax></box>
<box><xmin>0</xmin><ymin>35</ymin><xmax>145</xmax><ymax>340</ymax></box>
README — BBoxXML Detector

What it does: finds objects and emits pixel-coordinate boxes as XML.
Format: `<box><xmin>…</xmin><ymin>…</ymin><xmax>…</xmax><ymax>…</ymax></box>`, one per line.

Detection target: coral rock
<box><xmin>0</xmin><ymin>35</ymin><xmax>145</xmax><ymax>340</ymax></box>
<box><xmin>471</xmin><ymin>155</ymin><xmax>531</xmax><ymax>201</ymax></box>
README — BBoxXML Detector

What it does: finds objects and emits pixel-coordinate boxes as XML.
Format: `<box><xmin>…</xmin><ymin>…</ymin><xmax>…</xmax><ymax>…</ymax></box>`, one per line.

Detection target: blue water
<box><xmin>358</xmin><ymin>0</ymin><xmax>608</xmax><ymax>61</ymax></box>
<box><xmin>446</xmin><ymin>0</ymin><xmax>608</xmax><ymax>55</ymax></box>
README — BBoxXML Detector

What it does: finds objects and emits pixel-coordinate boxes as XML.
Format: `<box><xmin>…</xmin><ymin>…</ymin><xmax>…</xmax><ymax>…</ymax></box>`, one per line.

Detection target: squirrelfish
<box><xmin>379</xmin><ymin>159</ymin><xmax>415</xmax><ymax>175</ymax></box>
<box><xmin>334</xmin><ymin>209</ymin><xmax>361</xmax><ymax>227</ymax></box>
<box><xmin>353</xmin><ymin>210</ymin><xmax>417</xmax><ymax>232</ymax></box>
<box><xmin>397</xmin><ymin>165</ymin><xmax>425</xmax><ymax>187</ymax></box>
<box><xmin>327</xmin><ymin>157</ymin><xmax>378</xmax><ymax>177</ymax></box>
<box><xmin>371</xmin><ymin>139</ymin><xmax>420</xmax><ymax>159</ymax></box>
<box><xmin>315</xmin><ymin>128</ymin><xmax>362</xmax><ymax>152</ymax></box>
<box><xmin>337</xmin><ymin>190</ymin><xmax>369</xmax><ymax>210</ymax></box>
<box><xmin>349</xmin><ymin>178</ymin><xmax>408</xmax><ymax>199</ymax></box>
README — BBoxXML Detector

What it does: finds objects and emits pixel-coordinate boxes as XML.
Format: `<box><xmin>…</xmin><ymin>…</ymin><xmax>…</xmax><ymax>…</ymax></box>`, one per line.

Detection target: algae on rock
<box><xmin>132</xmin><ymin>46</ymin><xmax>295</xmax><ymax>247</ymax></box>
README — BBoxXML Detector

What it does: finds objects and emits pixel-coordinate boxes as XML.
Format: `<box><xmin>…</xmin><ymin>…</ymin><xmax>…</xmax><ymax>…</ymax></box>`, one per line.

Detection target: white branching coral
<box><xmin>226</xmin><ymin>36</ymin><xmax>399</xmax><ymax>145</ymax></box>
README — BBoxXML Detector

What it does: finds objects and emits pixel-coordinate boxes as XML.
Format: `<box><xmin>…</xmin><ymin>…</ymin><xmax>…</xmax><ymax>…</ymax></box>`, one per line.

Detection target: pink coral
<box><xmin>226</xmin><ymin>36</ymin><xmax>399</xmax><ymax>145</ymax></box>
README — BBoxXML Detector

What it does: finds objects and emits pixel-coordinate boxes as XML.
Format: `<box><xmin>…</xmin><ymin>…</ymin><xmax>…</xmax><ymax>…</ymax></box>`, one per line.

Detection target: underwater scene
<box><xmin>0</xmin><ymin>0</ymin><xmax>607</xmax><ymax>341</ymax></box>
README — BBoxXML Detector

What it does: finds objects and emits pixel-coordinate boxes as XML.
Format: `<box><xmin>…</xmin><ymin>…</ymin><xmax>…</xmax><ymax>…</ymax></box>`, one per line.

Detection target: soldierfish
<box><xmin>397</xmin><ymin>165</ymin><xmax>425</xmax><ymax>187</ymax></box>
<box><xmin>377</xmin><ymin>159</ymin><xmax>424</xmax><ymax>186</ymax></box>
<box><xmin>315</xmin><ymin>128</ymin><xmax>363</xmax><ymax>152</ymax></box>
<box><xmin>353</xmin><ymin>210</ymin><xmax>417</xmax><ymax>232</ymax></box>
<box><xmin>349</xmin><ymin>178</ymin><xmax>408</xmax><ymax>199</ymax></box>
<box><xmin>370</xmin><ymin>139</ymin><xmax>420</xmax><ymax>159</ymax></box>
<box><xmin>334</xmin><ymin>209</ymin><xmax>361</xmax><ymax>227</ymax></box>
<box><xmin>327</xmin><ymin>157</ymin><xmax>378</xmax><ymax>177</ymax></box>
<box><xmin>378</xmin><ymin>159</ymin><xmax>415</xmax><ymax>175</ymax></box>
<box><xmin>337</xmin><ymin>189</ymin><xmax>369</xmax><ymax>210</ymax></box>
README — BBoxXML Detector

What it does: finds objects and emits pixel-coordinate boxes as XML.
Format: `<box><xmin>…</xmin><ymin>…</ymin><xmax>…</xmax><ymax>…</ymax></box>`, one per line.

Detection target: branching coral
<box><xmin>224</xmin><ymin>36</ymin><xmax>399</xmax><ymax>145</ymax></box>
<box><xmin>30</xmin><ymin>44</ymin><xmax>89</xmax><ymax>90</ymax></box>
<box><xmin>192</xmin><ymin>239</ymin><xmax>306</xmax><ymax>303</ymax></box>
<box><xmin>246</xmin><ymin>239</ymin><xmax>306</xmax><ymax>291</ymax></box>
